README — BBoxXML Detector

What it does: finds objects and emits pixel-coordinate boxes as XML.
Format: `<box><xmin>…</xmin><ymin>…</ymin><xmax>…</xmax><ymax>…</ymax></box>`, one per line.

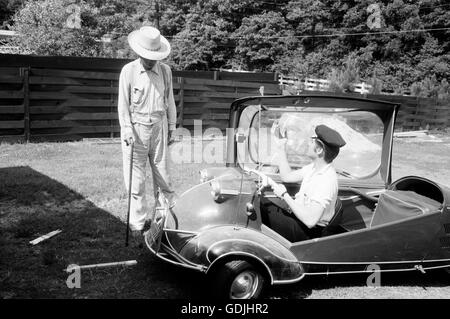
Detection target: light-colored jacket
<box><xmin>117</xmin><ymin>59</ymin><xmax>177</xmax><ymax>136</ymax></box>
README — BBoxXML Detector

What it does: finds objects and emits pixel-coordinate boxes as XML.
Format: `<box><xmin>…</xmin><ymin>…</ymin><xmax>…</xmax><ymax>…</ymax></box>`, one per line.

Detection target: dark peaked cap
<box><xmin>315</xmin><ymin>125</ymin><xmax>346</xmax><ymax>148</ymax></box>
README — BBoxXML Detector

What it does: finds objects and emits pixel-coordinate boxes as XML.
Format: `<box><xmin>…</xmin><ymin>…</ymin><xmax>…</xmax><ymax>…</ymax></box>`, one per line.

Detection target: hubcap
<box><xmin>230</xmin><ymin>270</ymin><xmax>260</xmax><ymax>299</ymax></box>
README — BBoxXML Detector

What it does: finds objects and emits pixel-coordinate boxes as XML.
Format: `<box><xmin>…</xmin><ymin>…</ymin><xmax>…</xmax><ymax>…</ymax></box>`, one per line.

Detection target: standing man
<box><xmin>261</xmin><ymin>124</ymin><xmax>346</xmax><ymax>242</ymax></box>
<box><xmin>118</xmin><ymin>26</ymin><xmax>177</xmax><ymax>236</ymax></box>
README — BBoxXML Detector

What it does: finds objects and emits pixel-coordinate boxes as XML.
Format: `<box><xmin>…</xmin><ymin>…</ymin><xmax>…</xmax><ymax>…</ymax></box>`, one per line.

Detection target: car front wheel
<box><xmin>211</xmin><ymin>260</ymin><xmax>266</xmax><ymax>299</ymax></box>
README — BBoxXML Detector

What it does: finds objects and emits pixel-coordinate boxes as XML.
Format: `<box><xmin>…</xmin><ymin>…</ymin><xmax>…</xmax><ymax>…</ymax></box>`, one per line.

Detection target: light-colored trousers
<box><xmin>121</xmin><ymin>118</ymin><xmax>175</xmax><ymax>231</ymax></box>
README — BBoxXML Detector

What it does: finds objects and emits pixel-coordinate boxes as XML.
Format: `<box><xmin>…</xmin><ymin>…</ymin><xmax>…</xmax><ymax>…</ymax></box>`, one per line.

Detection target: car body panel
<box><xmin>175</xmin><ymin>226</ymin><xmax>303</xmax><ymax>283</ymax></box>
<box><xmin>145</xmin><ymin>94</ymin><xmax>450</xmax><ymax>287</ymax></box>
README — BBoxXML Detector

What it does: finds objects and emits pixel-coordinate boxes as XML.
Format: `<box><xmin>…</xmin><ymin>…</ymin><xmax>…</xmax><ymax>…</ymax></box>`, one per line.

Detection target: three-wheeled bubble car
<box><xmin>145</xmin><ymin>95</ymin><xmax>450</xmax><ymax>299</ymax></box>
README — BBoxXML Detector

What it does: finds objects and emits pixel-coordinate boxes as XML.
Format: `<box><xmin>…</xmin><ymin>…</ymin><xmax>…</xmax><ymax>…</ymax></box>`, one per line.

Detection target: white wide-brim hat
<box><xmin>128</xmin><ymin>26</ymin><xmax>171</xmax><ymax>60</ymax></box>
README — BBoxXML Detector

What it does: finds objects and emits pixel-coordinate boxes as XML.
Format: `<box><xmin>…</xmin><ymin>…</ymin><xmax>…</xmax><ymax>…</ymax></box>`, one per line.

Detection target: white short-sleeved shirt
<box><xmin>294</xmin><ymin>163</ymin><xmax>338</xmax><ymax>227</ymax></box>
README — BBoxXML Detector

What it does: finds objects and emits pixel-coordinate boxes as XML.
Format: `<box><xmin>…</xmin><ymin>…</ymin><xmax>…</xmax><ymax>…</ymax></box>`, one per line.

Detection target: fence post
<box><xmin>110</xmin><ymin>79</ymin><xmax>114</xmax><ymax>138</ymax></box>
<box><xmin>177</xmin><ymin>77</ymin><xmax>185</xmax><ymax>128</ymax></box>
<box><xmin>21</xmin><ymin>67</ymin><xmax>30</xmax><ymax>143</ymax></box>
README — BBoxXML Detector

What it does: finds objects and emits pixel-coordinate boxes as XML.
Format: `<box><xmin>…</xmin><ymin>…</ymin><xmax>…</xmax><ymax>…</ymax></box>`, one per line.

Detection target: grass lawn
<box><xmin>0</xmin><ymin>134</ymin><xmax>449</xmax><ymax>299</ymax></box>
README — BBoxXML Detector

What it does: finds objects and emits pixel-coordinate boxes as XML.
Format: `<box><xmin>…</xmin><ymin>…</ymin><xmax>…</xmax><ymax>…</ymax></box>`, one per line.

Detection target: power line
<box><xmin>107</xmin><ymin>27</ymin><xmax>449</xmax><ymax>43</ymax></box>
<box><xmin>163</xmin><ymin>27</ymin><xmax>450</xmax><ymax>40</ymax></box>
<box><xmin>244</xmin><ymin>27</ymin><xmax>450</xmax><ymax>40</ymax></box>
<box><xmin>297</xmin><ymin>27</ymin><xmax>450</xmax><ymax>39</ymax></box>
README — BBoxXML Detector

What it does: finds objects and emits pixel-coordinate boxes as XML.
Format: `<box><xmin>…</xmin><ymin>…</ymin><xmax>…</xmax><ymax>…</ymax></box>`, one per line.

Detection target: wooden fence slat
<box><xmin>0</xmin><ymin>75</ymin><xmax>23</xmax><ymax>84</ymax></box>
<box><xmin>183</xmin><ymin>77</ymin><xmax>281</xmax><ymax>91</ymax></box>
<box><xmin>0</xmin><ymin>105</ymin><xmax>25</xmax><ymax>113</ymax></box>
<box><xmin>32</xmin><ymin>125</ymin><xmax>121</xmax><ymax>134</ymax></box>
<box><xmin>182</xmin><ymin>119</ymin><xmax>229</xmax><ymax>128</ymax></box>
<box><xmin>207</xmin><ymin>114</ymin><xmax>230</xmax><ymax>120</ymax></box>
<box><xmin>29</xmin><ymin>76</ymin><xmax>114</xmax><ymax>86</ymax></box>
<box><xmin>34</xmin><ymin>85</ymin><xmax>119</xmax><ymax>94</ymax></box>
<box><xmin>31</xmin><ymin>120</ymin><xmax>83</xmax><ymax>128</ymax></box>
<box><xmin>184</xmin><ymin>91</ymin><xmax>252</xmax><ymax>99</ymax></box>
<box><xmin>30</xmin><ymin>92</ymin><xmax>118</xmax><ymax>100</ymax></box>
<box><xmin>0</xmin><ymin>135</ymin><xmax>25</xmax><ymax>143</ymax></box>
<box><xmin>0</xmin><ymin>90</ymin><xmax>24</xmax><ymax>99</ymax></box>
<box><xmin>425</xmin><ymin>118</ymin><xmax>449</xmax><ymax>123</ymax></box>
<box><xmin>58</xmin><ymin>99</ymin><xmax>116</xmax><ymax>107</ymax></box>
<box><xmin>182</xmin><ymin>107</ymin><xmax>205</xmax><ymax>115</ymax></box>
<box><xmin>30</xmin><ymin>134</ymin><xmax>83</xmax><ymax>142</ymax></box>
<box><xmin>31</xmin><ymin>115</ymin><xmax>119</xmax><ymax>128</ymax></box>
<box><xmin>29</xmin><ymin>92</ymin><xmax>86</xmax><ymax>100</ymax></box>
<box><xmin>181</xmin><ymin>84</ymin><xmax>236</xmax><ymax>93</ymax></box>
<box><xmin>0</xmin><ymin>120</ymin><xmax>24</xmax><ymax>128</ymax></box>
<box><xmin>30</xmin><ymin>104</ymin><xmax>115</xmax><ymax>114</ymax></box>
<box><xmin>30</xmin><ymin>68</ymin><xmax>119</xmax><ymax>80</ymax></box>
<box><xmin>30</xmin><ymin>106</ymin><xmax>74</xmax><ymax>114</ymax></box>
<box><xmin>0</xmin><ymin>67</ymin><xmax>21</xmax><ymax>75</ymax></box>
<box><xmin>203</xmin><ymin>103</ymin><xmax>231</xmax><ymax>109</ymax></box>
<box><xmin>218</xmin><ymin>72</ymin><xmax>278</xmax><ymax>83</ymax></box>
<box><xmin>61</xmin><ymin>113</ymin><xmax>119</xmax><ymax>120</ymax></box>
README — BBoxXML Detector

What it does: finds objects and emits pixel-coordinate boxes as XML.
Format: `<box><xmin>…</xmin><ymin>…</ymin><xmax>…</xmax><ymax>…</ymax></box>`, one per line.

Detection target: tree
<box><xmin>0</xmin><ymin>0</ymin><xmax>25</xmax><ymax>27</ymax></box>
<box><xmin>2</xmin><ymin>0</ymin><xmax>448</xmax><ymax>91</ymax></box>
<box><xmin>8</xmin><ymin>0</ymin><xmax>152</xmax><ymax>57</ymax></box>
<box><xmin>232</xmin><ymin>11</ymin><xmax>295</xmax><ymax>71</ymax></box>
<box><xmin>167</xmin><ymin>3</ymin><xmax>233</xmax><ymax>70</ymax></box>
<box><xmin>9</xmin><ymin>0</ymin><xmax>101</xmax><ymax>56</ymax></box>
<box><xmin>285</xmin><ymin>0</ymin><xmax>331</xmax><ymax>52</ymax></box>
<box><xmin>327</xmin><ymin>53</ymin><xmax>360</xmax><ymax>93</ymax></box>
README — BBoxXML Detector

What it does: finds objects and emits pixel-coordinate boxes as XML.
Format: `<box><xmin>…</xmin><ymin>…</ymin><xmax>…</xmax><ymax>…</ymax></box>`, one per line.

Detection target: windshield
<box><xmin>237</xmin><ymin>104</ymin><xmax>384</xmax><ymax>180</ymax></box>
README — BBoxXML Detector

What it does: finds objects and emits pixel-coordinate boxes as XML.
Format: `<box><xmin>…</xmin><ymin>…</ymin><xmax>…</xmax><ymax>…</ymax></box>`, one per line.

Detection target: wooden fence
<box><xmin>0</xmin><ymin>54</ymin><xmax>448</xmax><ymax>143</ymax></box>
<box><xmin>0</xmin><ymin>54</ymin><xmax>279</xmax><ymax>143</ymax></box>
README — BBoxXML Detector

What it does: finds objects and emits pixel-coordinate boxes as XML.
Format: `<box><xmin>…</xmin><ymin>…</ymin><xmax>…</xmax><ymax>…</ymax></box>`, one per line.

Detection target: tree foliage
<box><xmin>9</xmin><ymin>0</ymin><xmax>100</xmax><ymax>56</ymax></box>
<box><xmin>2</xmin><ymin>0</ymin><xmax>449</xmax><ymax>93</ymax></box>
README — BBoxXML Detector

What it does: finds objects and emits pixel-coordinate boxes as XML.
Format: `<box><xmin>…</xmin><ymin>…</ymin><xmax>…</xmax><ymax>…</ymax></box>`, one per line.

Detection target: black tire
<box><xmin>210</xmin><ymin>260</ymin><xmax>266</xmax><ymax>299</ymax></box>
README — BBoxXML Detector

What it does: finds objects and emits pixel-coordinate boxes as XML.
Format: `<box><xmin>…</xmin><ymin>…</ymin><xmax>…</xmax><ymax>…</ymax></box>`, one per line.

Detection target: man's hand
<box><xmin>261</xmin><ymin>174</ymin><xmax>276</xmax><ymax>189</ymax></box>
<box><xmin>168</xmin><ymin>129</ymin><xmax>175</xmax><ymax>145</ymax></box>
<box><xmin>123</xmin><ymin>130</ymin><xmax>134</xmax><ymax>146</ymax></box>
<box><xmin>272</xmin><ymin>183</ymin><xmax>287</xmax><ymax>198</ymax></box>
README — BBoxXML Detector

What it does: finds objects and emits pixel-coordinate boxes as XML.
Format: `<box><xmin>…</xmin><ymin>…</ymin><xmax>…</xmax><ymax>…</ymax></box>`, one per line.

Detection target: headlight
<box><xmin>210</xmin><ymin>180</ymin><xmax>221</xmax><ymax>200</ymax></box>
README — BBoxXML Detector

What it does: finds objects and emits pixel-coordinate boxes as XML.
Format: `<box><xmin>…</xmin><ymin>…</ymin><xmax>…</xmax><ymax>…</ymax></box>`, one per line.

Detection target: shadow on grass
<box><xmin>0</xmin><ymin>166</ymin><xmax>206</xmax><ymax>299</ymax></box>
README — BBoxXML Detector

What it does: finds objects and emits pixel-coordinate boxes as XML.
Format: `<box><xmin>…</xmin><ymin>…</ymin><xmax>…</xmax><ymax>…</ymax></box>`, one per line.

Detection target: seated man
<box><xmin>260</xmin><ymin>124</ymin><xmax>346</xmax><ymax>242</ymax></box>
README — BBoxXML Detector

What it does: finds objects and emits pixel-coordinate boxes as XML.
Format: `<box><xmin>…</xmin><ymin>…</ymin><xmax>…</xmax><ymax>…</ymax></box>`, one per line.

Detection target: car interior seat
<box><xmin>321</xmin><ymin>197</ymin><xmax>346</xmax><ymax>237</ymax></box>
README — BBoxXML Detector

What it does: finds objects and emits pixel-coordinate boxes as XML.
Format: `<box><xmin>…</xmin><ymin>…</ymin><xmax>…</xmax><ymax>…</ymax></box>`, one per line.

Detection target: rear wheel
<box><xmin>210</xmin><ymin>260</ymin><xmax>266</xmax><ymax>299</ymax></box>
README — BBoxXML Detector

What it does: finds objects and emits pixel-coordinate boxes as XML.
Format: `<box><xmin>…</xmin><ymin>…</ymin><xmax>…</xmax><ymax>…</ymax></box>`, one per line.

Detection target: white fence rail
<box><xmin>279</xmin><ymin>75</ymin><xmax>371</xmax><ymax>94</ymax></box>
